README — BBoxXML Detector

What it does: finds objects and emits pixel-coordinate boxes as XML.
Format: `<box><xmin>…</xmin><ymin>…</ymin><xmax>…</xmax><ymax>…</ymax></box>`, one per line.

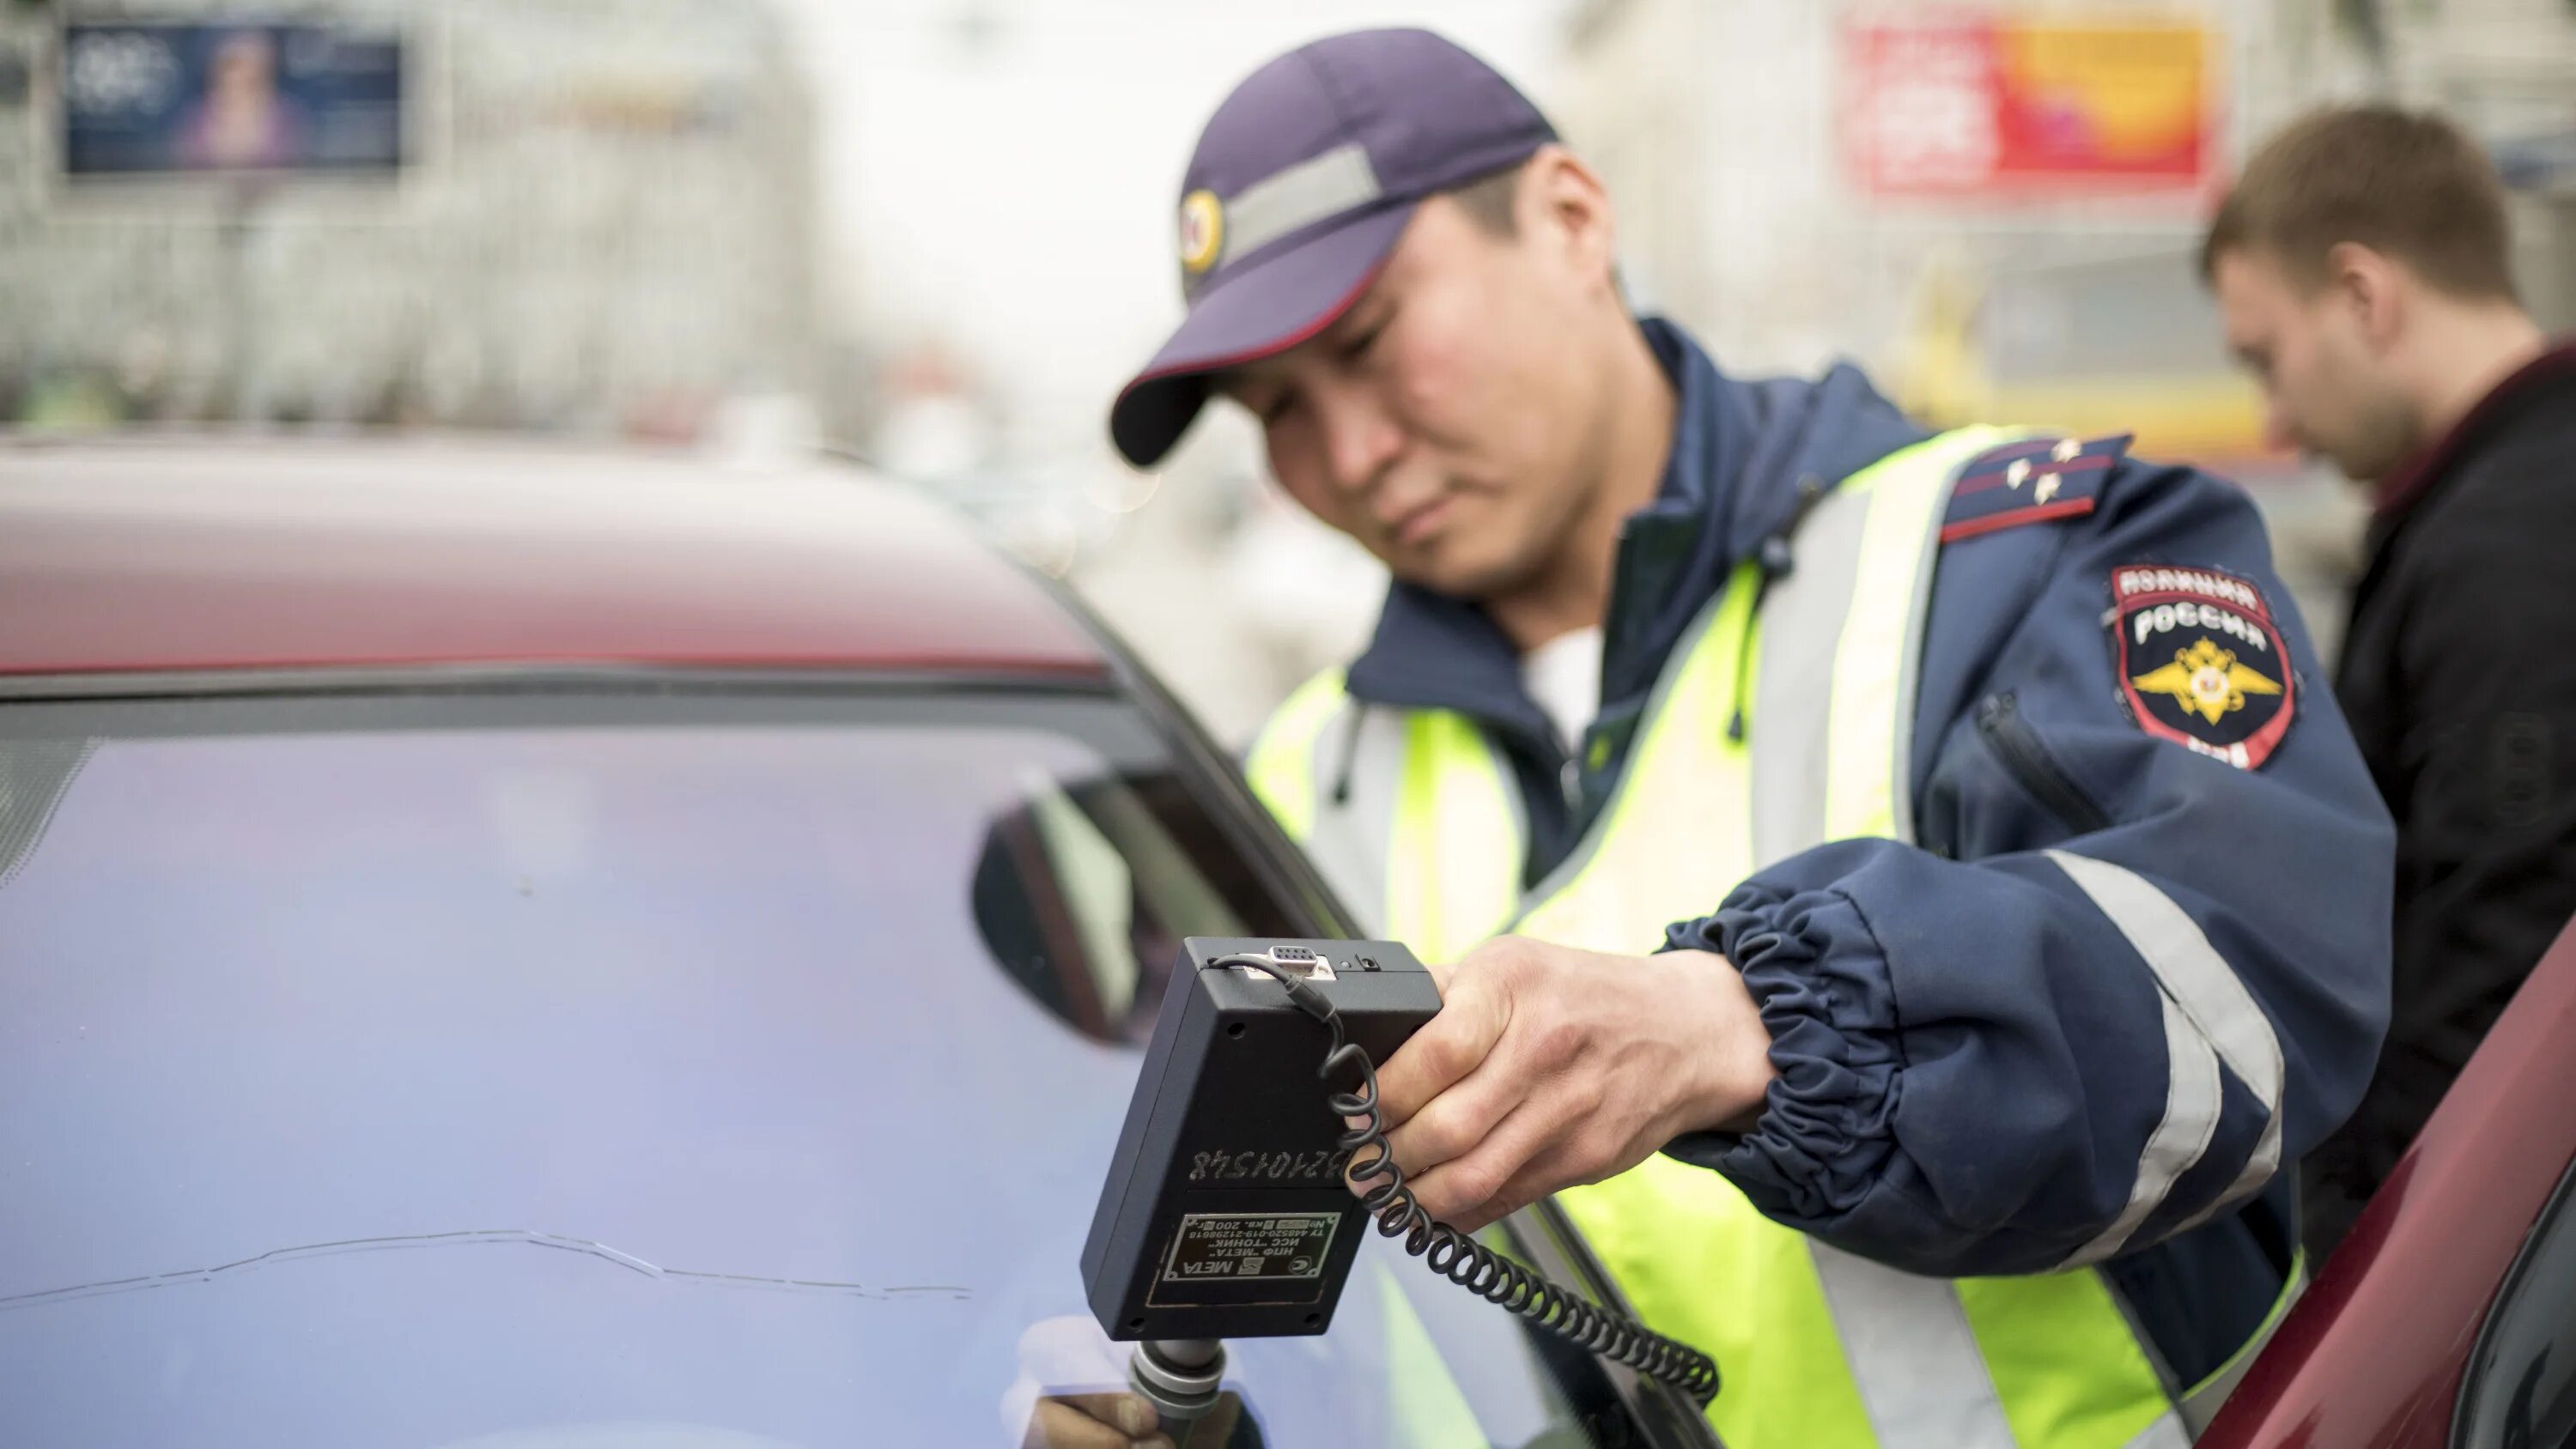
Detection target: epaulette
<box><xmin>1940</xmin><ymin>433</ymin><xmax>2134</xmax><ymax>544</ymax></box>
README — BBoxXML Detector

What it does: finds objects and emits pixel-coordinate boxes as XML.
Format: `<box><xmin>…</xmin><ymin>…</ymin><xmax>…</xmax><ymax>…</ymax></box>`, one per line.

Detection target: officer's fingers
<box><xmin>1473</xmin><ymin>1131</ymin><xmax>1656</xmax><ymax>1235</ymax></box>
<box><xmin>1450</xmin><ymin>932</ymin><xmax>1552</xmax><ymax>984</ymax></box>
<box><xmin>1402</xmin><ymin>1093</ymin><xmax>1571</xmax><ymax>1228</ymax></box>
<box><xmin>1380</xmin><ymin>1050</ymin><xmax>1527</xmax><ymax>1178</ymax></box>
<box><xmin>1373</xmin><ymin>970</ymin><xmax>1510</xmax><ymax>1129</ymax></box>
<box><xmin>1023</xmin><ymin>1393</ymin><xmax>1163</xmax><ymax>1449</ymax></box>
<box><xmin>1414</xmin><ymin>951</ymin><xmax>1457</xmax><ymax>994</ymax></box>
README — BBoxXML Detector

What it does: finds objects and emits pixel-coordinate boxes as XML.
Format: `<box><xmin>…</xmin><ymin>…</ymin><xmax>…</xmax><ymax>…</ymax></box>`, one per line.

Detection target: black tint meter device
<box><xmin>1079</xmin><ymin>937</ymin><xmax>1721</xmax><ymax>1415</ymax></box>
<box><xmin>1080</xmin><ymin>937</ymin><xmax>1437</xmax><ymax>1342</ymax></box>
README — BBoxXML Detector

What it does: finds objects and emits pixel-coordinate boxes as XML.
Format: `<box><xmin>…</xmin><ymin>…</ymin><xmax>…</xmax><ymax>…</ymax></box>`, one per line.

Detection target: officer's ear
<box><xmin>1519</xmin><ymin>145</ymin><xmax>1619</xmax><ymax>298</ymax></box>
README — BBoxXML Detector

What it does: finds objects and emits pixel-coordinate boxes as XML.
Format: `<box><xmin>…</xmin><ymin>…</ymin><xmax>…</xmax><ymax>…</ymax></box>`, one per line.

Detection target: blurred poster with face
<box><xmin>60</xmin><ymin>21</ymin><xmax>404</xmax><ymax>178</ymax></box>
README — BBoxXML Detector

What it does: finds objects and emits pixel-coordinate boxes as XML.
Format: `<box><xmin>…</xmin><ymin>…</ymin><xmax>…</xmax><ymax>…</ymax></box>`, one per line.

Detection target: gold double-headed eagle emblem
<box><xmin>2130</xmin><ymin>639</ymin><xmax>2283</xmax><ymax>726</ymax></box>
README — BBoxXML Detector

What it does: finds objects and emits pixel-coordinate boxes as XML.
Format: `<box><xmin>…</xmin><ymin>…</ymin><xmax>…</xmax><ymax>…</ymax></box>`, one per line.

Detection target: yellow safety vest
<box><xmin>1247</xmin><ymin>427</ymin><xmax>2276</xmax><ymax>1447</ymax></box>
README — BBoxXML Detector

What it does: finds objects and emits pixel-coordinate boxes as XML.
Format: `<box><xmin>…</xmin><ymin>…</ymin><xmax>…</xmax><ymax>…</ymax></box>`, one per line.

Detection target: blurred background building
<box><xmin>1556</xmin><ymin>0</ymin><xmax>2576</xmax><ymax>651</ymax></box>
<box><xmin>3</xmin><ymin>0</ymin><xmax>2573</xmax><ymax>742</ymax></box>
<box><xmin>0</xmin><ymin>0</ymin><xmax>819</xmax><ymax>443</ymax></box>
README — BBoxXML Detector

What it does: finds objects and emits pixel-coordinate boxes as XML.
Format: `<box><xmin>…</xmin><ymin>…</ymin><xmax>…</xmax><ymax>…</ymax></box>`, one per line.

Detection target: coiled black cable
<box><xmin>1217</xmin><ymin>955</ymin><xmax>1721</xmax><ymax>1407</ymax></box>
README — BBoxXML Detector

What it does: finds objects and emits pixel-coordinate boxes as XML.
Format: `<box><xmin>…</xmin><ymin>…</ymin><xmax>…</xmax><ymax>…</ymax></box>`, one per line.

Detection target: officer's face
<box><xmin>1222</xmin><ymin>156</ymin><xmax>1629</xmax><ymax>599</ymax></box>
<box><xmin>2212</xmin><ymin>246</ymin><xmax>2420</xmax><ymax>482</ymax></box>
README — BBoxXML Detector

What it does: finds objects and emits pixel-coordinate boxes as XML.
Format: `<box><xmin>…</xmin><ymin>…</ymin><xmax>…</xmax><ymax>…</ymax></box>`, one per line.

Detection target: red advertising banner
<box><xmin>1841</xmin><ymin>13</ymin><xmax>2216</xmax><ymax>199</ymax></box>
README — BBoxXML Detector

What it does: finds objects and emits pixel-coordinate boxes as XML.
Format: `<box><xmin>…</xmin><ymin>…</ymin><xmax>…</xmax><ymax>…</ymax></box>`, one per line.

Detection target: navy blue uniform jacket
<box><xmin>1334</xmin><ymin>319</ymin><xmax>2394</xmax><ymax>1387</ymax></box>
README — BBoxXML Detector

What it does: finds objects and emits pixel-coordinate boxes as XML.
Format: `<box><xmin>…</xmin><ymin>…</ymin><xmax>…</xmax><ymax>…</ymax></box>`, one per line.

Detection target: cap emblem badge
<box><xmin>1178</xmin><ymin>190</ymin><xmax>1224</xmax><ymax>276</ymax></box>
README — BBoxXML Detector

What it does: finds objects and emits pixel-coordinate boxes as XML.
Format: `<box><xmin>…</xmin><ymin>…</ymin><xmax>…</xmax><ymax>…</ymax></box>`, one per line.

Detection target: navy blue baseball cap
<box><xmin>1109</xmin><ymin>28</ymin><xmax>1556</xmax><ymax>469</ymax></box>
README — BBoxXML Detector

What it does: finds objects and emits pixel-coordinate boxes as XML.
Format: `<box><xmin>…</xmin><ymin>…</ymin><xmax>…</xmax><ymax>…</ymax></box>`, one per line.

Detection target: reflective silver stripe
<box><xmin>1749</xmin><ymin>480</ymin><xmax>1870</xmax><ymax>863</ymax></box>
<box><xmin>1807</xmin><ymin>1241</ymin><xmax>2016</xmax><ymax>1446</ymax></box>
<box><xmin>2119</xmin><ymin>1409</ymin><xmax>2194</xmax><ymax>1449</ymax></box>
<box><xmin>2047</xmin><ymin>850</ymin><xmax>2287</xmax><ymax>1234</ymax></box>
<box><xmin>2064</xmin><ymin>993</ymin><xmax>2225</xmax><ymax>1266</ymax></box>
<box><xmin>1299</xmin><ymin>700</ymin><xmax>1407</xmax><ymax>936</ymax></box>
<box><xmin>1771</xmin><ymin>439</ymin><xmax>2042</xmax><ymax>1445</ymax></box>
<box><xmin>1886</xmin><ymin>440</ymin><xmax>1989</xmax><ymax>845</ymax></box>
<box><xmin>1826</xmin><ymin>427</ymin><xmax>2020</xmax><ymax>845</ymax></box>
<box><xmin>1218</xmin><ymin>142</ymin><xmax>1382</xmax><ymax>268</ymax></box>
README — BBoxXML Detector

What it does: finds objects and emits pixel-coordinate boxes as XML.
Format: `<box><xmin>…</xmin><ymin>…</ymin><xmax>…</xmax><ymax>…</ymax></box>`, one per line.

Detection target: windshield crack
<box><xmin>0</xmin><ymin>1228</ymin><xmax>973</xmax><ymax>1311</ymax></box>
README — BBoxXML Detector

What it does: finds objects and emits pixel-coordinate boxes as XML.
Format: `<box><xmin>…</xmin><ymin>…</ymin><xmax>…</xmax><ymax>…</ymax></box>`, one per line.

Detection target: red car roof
<box><xmin>0</xmin><ymin>436</ymin><xmax>1111</xmax><ymax>682</ymax></box>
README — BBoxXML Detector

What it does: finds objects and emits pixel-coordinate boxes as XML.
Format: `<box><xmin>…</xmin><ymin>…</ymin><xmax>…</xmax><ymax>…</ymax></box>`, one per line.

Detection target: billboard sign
<box><xmin>1841</xmin><ymin>13</ymin><xmax>2215</xmax><ymax>200</ymax></box>
<box><xmin>59</xmin><ymin>21</ymin><xmax>404</xmax><ymax>179</ymax></box>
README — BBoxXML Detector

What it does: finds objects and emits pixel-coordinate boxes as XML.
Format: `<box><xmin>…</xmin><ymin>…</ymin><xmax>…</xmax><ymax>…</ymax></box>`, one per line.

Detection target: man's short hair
<box><xmin>2200</xmin><ymin>106</ymin><xmax>2518</xmax><ymax>302</ymax></box>
<box><xmin>1446</xmin><ymin>160</ymin><xmax>1527</xmax><ymax>238</ymax></box>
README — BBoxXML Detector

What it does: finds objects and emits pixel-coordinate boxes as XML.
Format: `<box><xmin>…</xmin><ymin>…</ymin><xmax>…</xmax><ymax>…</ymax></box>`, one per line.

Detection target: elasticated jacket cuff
<box><xmin>1660</xmin><ymin>882</ymin><xmax>1902</xmax><ymax>1222</ymax></box>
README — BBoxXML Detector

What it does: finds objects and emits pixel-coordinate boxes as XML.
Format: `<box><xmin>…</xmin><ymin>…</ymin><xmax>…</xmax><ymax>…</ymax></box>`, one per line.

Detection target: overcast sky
<box><xmin>773</xmin><ymin>0</ymin><xmax>1576</xmax><ymax>454</ymax></box>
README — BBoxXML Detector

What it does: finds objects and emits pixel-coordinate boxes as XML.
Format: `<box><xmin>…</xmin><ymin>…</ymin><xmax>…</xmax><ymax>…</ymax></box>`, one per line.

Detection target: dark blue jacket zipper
<box><xmin>1976</xmin><ymin>692</ymin><xmax>2112</xmax><ymax>834</ymax></box>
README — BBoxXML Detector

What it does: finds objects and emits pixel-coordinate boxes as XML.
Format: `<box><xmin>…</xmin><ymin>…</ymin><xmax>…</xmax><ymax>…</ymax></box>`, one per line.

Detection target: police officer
<box><xmin>1109</xmin><ymin>30</ymin><xmax>2392</xmax><ymax>1449</ymax></box>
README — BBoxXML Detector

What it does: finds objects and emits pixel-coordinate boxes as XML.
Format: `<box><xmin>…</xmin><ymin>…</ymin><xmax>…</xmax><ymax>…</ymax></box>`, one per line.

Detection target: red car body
<box><xmin>2201</xmin><ymin>910</ymin><xmax>2576</xmax><ymax>1448</ymax></box>
<box><xmin>8</xmin><ymin>435</ymin><xmax>2572</xmax><ymax>1448</ymax></box>
<box><xmin>0</xmin><ymin>436</ymin><xmax>1107</xmax><ymax>680</ymax></box>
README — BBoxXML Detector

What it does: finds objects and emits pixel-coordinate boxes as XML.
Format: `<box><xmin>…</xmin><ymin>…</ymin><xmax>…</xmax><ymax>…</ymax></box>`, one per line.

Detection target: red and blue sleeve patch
<box><xmin>1940</xmin><ymin>433</ymin><xmax>2133</xmax><ymax>544</ymax></box>
<box><xmin>2108</xmin><ymin>563</ymin><xmax>2296</xmax><ymax>770</ymax></box>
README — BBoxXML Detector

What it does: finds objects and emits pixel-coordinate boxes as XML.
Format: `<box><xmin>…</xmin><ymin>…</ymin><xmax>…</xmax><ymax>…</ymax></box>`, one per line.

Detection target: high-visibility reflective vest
<box><xmin>1247</xmin><ymin>427</ymin><xmax>2257</xmax><ymax>1447</ymax></box>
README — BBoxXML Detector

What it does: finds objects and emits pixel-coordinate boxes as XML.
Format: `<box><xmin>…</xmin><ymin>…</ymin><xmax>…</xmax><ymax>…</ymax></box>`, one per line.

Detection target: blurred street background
<box><xmin>4</xmin><ymin>0</ymin><xmax>2574</xmax><ymax>744</ymax></box>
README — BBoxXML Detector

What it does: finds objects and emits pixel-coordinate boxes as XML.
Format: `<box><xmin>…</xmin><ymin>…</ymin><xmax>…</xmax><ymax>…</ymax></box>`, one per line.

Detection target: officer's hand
<box><xmin>1361</xmin><ymin>937</ymin><xmax>1775</xmax><ymax>1234</ymax></box>
<box><xmin>1018</xmin><ymin>1388</ymin><xmax>1252</xmax><ymax>1449</ymax></box>
<box><xmin>1002</xmin><ymin>1316</ymin><xmax>1173</xmax><ymax>1449</ymax></box>
<box><xmin>1021</xmin><ymin>1392</ymin><xmax>1172</xmax><ymax>1449</ymax></box>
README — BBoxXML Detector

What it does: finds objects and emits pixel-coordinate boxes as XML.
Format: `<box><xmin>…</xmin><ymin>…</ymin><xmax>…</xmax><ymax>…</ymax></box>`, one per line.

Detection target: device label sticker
<box><xmin>1161</xmin><ymin>1212</ymin><xmax>1338</xmax><ymax>1283</ymax></box>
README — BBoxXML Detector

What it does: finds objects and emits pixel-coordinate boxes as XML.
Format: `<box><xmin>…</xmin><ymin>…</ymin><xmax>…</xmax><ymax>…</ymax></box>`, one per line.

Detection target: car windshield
<box><xmin>0</xmin><ymin>684</ymin><xmax>1615</xmax><ymax>1449</ymax></box>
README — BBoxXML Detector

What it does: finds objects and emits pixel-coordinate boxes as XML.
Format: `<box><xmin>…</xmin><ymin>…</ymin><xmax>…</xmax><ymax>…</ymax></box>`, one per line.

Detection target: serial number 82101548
<box><xmin>1188</xmin><ymin>1147</ymin><xmax>1355</xmax><ymax>1185</ymax></box>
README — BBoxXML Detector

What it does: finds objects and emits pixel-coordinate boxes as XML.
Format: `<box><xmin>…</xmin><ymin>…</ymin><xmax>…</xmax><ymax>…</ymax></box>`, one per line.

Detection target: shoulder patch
<box><xmin>2107</xmin><ymin>563</ymin><xmax>2296</xmax><ymax>770</ymax></box>
<box><xmin>1941</xmin><ymin>433</ymin><xmax>2134</xmax><ymax>544</ymax></box>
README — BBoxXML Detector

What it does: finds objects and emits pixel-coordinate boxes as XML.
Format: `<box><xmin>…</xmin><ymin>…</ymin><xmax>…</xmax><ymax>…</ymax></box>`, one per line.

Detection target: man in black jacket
<box><xmin>2203</xmin><ymin>106</ymin><xmax>2576</xmax><ymax>1256</ymax></box>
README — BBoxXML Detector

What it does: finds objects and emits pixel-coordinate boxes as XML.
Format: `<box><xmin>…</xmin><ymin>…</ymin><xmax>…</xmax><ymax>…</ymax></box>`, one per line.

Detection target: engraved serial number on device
<box><xmin>1188</xmin><ymin>1148</ymin><xmax>1352</xmax><ymax>1184</ymax></box>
